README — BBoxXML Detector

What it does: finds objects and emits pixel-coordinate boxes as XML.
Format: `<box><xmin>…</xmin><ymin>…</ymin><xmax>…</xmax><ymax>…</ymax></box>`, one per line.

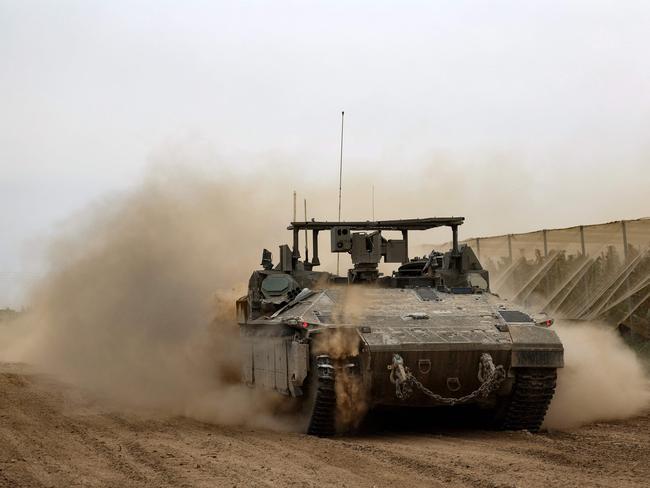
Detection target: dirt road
<box><xmin>1</xmin><ymin>363</ymin><xmax>648</xmax><ymax>488</ymax></box>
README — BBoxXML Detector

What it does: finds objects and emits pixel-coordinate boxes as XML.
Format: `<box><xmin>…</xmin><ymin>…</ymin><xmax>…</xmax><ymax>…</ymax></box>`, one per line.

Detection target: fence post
<box><xmin>580</xmin><ymin>225</ymin><xmax>586</xmax><ymax>256</ymax></box>
<box><xmin>543</xmin><ymin>229</ymin><xmax>548</xmax><ymax>257</ymax></box>
<box><xmin>620</xmin><ymin>220</ymin><xmax>632</xmax><ymax>317</ymax></box>
<box><xmin>507</xmin><ymin>234</ymin><xmax>513</xmax><ymax>263</ymax></box>
<box><xmin>621</xmin><ymin>220</ymin><xmax>629</xmax><ymax>261</ymax></box>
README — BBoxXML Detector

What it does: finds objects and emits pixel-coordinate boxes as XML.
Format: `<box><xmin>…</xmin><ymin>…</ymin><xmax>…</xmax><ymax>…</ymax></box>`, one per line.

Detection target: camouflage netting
<box><xmin>427</xmin><ymin>219</ymin><xmax>650</xmax><ymax>338</ymax></box>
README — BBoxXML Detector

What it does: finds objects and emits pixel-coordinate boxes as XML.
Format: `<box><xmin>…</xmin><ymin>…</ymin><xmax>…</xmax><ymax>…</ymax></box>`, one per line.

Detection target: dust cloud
<box><xmin>312</xmin><ymin>327</ymin><xmax>361</xmax><ymax>360</ymax></box>
<box><xmin>544</xmin><ymin>321</ymin><xmax>650</xmax><ymax>429</ymax></box>
<box><xmin>0</xmin><ymin>169</ymin><xmax>292</xmax><ymax>428</ymax></box>
<box><xmin>335</xmin><ymin>370</ymin><xmax>368</xmax><ymax>432</ymax></box>
<box><xmin>312</xmin><ymin>327</ymin><xmax>368</xmax><ymax>432</ymax></box>
<box><xmin>311</xmin><ymin>286</ymin><xmax>372</xmax><ymax>358</ymax></box>
<box><xmin>1</xmin><ymin>158</ymin><xmax>649</xmax><ymax>432</ymax></box>
<box><xmin>312</xmin><ymin>327</ymin><xmax>369</xmax><ymax>432</ymax></box>
<box><xmin>312</xmin><ymin>288</ymin><xmax>371</xmax><ymax>431</ymax></box>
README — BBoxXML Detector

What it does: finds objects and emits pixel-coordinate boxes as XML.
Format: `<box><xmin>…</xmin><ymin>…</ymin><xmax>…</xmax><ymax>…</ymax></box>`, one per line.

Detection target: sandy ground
<box><xmin>1</xmin><ymin>363</ymin><xmax>649</xmax><ymax>488</ymax></box>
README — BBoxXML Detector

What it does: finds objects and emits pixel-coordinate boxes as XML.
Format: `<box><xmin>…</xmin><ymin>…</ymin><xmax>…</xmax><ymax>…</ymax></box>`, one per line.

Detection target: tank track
<box><xmin>307</xmin><ymin>355</ymin><xmax>336</xmax><ymax>437</ymax></box>
<box><xmin>499</xmin><ymin>368</ymin><xmax>557</xmax><ymax>432</ymax></box>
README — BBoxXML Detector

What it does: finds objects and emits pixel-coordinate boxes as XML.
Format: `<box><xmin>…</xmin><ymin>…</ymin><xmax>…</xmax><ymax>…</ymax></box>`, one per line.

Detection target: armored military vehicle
<box><xmin>237</xmin><ymin>217</ymin><xmax>563</xmax><ymax>436</ymax></box>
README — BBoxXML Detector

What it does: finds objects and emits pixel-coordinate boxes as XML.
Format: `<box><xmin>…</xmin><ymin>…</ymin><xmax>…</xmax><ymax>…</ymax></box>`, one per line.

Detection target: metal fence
<box><xmin>436</xmin><ymin>218</ymin><xmax>650</xmax><ymax>338</ymax></box>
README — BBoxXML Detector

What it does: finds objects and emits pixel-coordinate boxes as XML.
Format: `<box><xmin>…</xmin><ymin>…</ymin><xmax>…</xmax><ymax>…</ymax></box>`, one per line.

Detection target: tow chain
<box><xmin>387</xmin><ymin>353</ymin><xmax>506</xmax><ymax>406</ymax></box>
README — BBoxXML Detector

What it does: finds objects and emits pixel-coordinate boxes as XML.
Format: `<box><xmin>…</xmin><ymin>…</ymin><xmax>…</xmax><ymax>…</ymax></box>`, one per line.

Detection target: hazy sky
<box><xmin>1</xmin><ymin>1</ymin><xmax>650</xmax><ymax>305</ymax></box>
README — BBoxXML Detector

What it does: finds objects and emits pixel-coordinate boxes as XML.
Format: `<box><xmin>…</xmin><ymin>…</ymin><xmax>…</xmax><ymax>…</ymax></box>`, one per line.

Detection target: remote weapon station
<box><xmin>237</xmin><ymin>217</ymin><xmax>563</xmax><ymax>436</ymax></box>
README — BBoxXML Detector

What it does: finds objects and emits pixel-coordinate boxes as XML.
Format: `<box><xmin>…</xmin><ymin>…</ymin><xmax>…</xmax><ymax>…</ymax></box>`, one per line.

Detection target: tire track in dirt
<box><xmin>1</xmin><ymin>364</ymin><xmax>649</xmax><ymax>488</ymax></box>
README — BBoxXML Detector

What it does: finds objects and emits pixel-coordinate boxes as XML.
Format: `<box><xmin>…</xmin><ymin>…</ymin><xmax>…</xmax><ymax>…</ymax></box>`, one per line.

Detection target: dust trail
<box><xmin>0</xmin><ymin>170</ymin><xmax>292</xmax><ymax>428</ymax></box>
<box><xmin>335</xmin><ymin>369</ymin><xmax>368</xmax><ymax>432</ymax></box>
<box><xmin>0</xmin><ymin>162</ymin><xmax>441</xmax><ymax>431</ymax></box>
<box><xmin>312</xmin><ymin>287</ymin><xmax>372</xmax><ymax>431</ymax></box>
<box><xmin>2</xmin><ymin>160</ymin><xmax>649</xmax><ymax>432</ymax></box>
<box><xmin>544</xmin><ymin>321</ymin><xmax>650</xmax><ymax>429</ymax></box>
<box><xmin>311</xmin><ymin>286</ymin><xmax>373</xmax><ymax>360</ymax></box>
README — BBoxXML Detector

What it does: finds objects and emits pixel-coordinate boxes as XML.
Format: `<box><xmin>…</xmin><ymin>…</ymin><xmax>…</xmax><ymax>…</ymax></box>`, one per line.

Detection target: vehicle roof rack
<box><xmin>288</xmin><ymin>217</ymin><xmax>464</xmax><ymax>231</ymax></box>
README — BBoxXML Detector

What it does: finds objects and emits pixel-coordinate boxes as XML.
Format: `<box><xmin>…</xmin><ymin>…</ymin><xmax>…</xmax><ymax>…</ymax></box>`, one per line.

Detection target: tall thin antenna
<box><xmin>372</xmin><ymin>184</ymin><xmax>375</xmax><ymax>221</ymax></box>
<box><xmin>304</xmin><ymin>198</ymin><xmax>309</xmax><ymax>263</ymax></box>
<box><xmin>337</xmin><ymin>111</ymin><xmax>345</xmax><ymax>276</ymax></box>
<box><xmin>293</xmin><ymin>190</ymin><xmax>297</xmax><ymax>222</ymax></box>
